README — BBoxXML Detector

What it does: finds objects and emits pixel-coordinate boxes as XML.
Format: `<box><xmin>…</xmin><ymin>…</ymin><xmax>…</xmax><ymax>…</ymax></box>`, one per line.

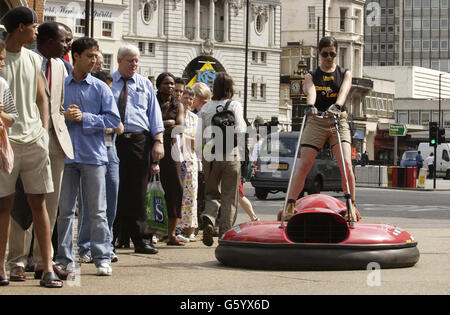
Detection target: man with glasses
<box><xmin>284</xmin><ymin>36</ymin><xmax>357</xmax><ymax>222</ymax></box>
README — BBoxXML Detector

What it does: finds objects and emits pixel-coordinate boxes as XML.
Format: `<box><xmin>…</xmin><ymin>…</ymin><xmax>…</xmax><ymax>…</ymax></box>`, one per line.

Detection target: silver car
<box><xmin>250</xmin><ymin>132</ymin><xmax>342</xmax><ymax>200</ymax></box>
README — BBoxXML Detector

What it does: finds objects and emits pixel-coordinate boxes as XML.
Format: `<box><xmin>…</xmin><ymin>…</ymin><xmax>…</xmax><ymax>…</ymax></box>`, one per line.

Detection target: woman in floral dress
<box><xmin>179</xmin><ymin>87</ymin><xmax>199</xmax><ymax>241</ymax></box>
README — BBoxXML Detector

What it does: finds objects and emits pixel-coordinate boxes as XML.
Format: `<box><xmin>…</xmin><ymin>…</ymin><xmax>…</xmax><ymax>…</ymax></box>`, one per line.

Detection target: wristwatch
<box><xmin>154</xmin><ymin>138</ymin><xmax>164</xmax><ymax>144</ymax></box>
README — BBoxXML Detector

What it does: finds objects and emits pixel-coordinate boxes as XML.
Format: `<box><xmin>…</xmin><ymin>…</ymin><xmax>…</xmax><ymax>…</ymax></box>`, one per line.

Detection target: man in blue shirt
<box><xmin>112</xmin><ymin>44</ymin><xmax>164</xmax><ymax>254</ymax></box>
<box><xmin>56</xmin><ymin>38</ymin><xmax>120</xmax><ymax>276</ymax></box>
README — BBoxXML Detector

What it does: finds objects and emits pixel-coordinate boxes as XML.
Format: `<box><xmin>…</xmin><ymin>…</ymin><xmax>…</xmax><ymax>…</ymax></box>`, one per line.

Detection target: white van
<box><xmin>417</xmin><ymin>142</ymin><xmax>450</xmax><ymax>178</ymax></box>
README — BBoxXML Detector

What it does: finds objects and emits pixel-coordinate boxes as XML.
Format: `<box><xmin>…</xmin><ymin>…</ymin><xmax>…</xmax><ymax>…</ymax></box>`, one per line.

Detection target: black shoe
<box><xmin>0</xmin><ymin>275</ymin><xmax>9</xmax><ymax>286</ymax></box>
<box><xmin>202</xmin><ymin>217</ymin><xmax>214</xmax><ymax>247</ymax></box>
<box><xmin>134</xmin><ymin>244</ymin><xmax>158</xmax><ymax>254</ymax></box>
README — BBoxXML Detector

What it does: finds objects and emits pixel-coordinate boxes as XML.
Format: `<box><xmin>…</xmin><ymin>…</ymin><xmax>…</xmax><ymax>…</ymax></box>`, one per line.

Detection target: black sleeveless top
<box><xmin>309</xmin><ymin>65</ymin><xmax>348</xmax><ymax>112</ymax></box>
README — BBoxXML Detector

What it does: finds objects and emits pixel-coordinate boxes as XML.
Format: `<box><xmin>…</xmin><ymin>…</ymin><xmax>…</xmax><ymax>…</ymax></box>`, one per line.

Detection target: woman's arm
<box><xmin>335</xmin><ymin>70</ymin><xmax>352</xmax><ymax>106</ymax></box>
<box><xmin>304</xmin><ymin>73</ymin><xmax>317</xmax><ymax>105</ymax></box>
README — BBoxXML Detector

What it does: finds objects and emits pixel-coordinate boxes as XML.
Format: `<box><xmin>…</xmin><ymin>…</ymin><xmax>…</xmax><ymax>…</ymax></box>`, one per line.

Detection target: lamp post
<box><xmin>84</xmin><ymin>0</ymin><xmax>95</xmax><ymax>37</ymax></box>
<box><xmin>243</xmin><ymin>0</ymin><xmax>249</xmax><ymax>122</ymax></box>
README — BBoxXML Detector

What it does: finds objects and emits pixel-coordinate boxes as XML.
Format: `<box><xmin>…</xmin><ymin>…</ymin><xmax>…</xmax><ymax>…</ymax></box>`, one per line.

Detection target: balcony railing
<box><xmin>184</xmin><ymin>27</ymin><xmax>225</xmax><ymax>42</ymax></box>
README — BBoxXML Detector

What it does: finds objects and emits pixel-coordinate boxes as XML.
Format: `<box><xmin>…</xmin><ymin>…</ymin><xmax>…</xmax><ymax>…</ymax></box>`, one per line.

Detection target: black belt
<box><xmin>121</xmin><ymin>131</ymin><xmax>148</xmax><ymax>139</ymax></box>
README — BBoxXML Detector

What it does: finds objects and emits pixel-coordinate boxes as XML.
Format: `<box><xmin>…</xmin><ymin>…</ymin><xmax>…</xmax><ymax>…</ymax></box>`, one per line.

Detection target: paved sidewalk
<box><xmin>357</xmin><ymin>178</ymin><xmax>450</xmax><ymax>191</ymax></box>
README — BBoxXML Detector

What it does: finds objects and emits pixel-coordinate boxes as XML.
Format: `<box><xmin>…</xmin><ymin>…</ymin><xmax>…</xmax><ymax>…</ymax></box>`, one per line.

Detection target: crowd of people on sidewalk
<box><xmin>0</xmin><ymin>7</ymin><xmax>259</xmax><ymax>289</ymax></box>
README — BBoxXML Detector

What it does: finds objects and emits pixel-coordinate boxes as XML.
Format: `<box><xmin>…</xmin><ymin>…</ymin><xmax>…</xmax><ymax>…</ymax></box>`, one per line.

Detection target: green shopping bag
<box><xmin>146</xmin><ymin>174</ymin><xmax>168</xmax><ymax>235</ymax></box>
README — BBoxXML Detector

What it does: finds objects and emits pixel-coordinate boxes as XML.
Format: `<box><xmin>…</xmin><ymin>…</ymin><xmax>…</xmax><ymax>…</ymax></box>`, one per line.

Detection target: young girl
<box><xmin>285</xmin><ymin>36</ymin><xmax>356</xmax><ymax>222</ymax></box>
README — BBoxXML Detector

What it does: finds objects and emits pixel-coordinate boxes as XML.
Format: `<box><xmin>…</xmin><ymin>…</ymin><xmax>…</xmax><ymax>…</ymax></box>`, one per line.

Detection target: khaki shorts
<box><xmin>0</xmin><ymin>132</ymin><xmax>54</xmax><ymax>198</ymax></box>
<box><xmin>300</xmin><ymin>112</ymin><xmax>351</xmax><ymax>151</ymax></box>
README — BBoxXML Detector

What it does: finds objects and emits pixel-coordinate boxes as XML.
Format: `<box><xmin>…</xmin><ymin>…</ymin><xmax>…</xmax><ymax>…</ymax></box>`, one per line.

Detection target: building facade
<box><xmin>365</xmin><ymin>66</ymin><xmax>450</xmax><ymax>154</ymax></box>
<box><xmin>43</xmin><ymin>0</ymin><xmax>127</xmax><ymax>72</ymax></box>
<box><xmin>122</xmin><ymin>0</ymin><xmax>282</xmax><ymax>123</ymax></box>
<box><xmin>364</xmin><ymin>0</ymin><xmax>450</xmax><ymax>72</ymax></box>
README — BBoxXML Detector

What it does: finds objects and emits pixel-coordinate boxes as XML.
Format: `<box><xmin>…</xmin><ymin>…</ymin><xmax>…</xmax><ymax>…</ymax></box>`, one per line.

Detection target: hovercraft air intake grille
<box><xmin>286</xmin><ymin>213</ymin><xmax>349</xmax><ymax>243</ymax></box>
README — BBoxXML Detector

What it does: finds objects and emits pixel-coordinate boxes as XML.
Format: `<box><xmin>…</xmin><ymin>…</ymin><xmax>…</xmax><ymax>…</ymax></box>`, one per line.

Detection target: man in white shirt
<box><xmin>426</xmin><ymin>153</ymin><xmax>435</xmax><ymax>179</ymax></box>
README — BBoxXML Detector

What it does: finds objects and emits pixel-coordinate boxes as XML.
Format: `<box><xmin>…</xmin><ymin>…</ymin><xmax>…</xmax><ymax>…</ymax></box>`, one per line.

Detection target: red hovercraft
<box><xmin>216</xmin><ymin>115</ymin><xmax>420</xmax><ymax>270</ymax></box>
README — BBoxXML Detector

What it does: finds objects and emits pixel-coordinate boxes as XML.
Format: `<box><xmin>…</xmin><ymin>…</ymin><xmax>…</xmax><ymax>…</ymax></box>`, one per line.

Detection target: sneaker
<box><xmin>202</xmin><ymin>218</ymin><xmax>214</xmax><ymax>247</ymax></box>
<box><xmin>283</xmin><ymin>199</ymin><xmax>296</xmax><ymax>221</ymax></box>
<box><xmin>78</xmin><ymin>255</ymin><xmax>93</xmax><ymax>264</ymax></box>
<box><xmin>96</xmin><ymin>263</ymin><xmax>112</xmax><ymax>276</ymax></box>
<box><xmin>188</xmin><ymin>234</ymin><xmax>197</xmax><ymax>242</ymax></box>
<box><xmin>111</xmin><ymin>252</ymin><xmax>118</xmax><ymax>263</ymax></box>
<box><xmin>176</xmin><ymin>234</ymin><xmax>190</xmax><ymax>243</ymax></box>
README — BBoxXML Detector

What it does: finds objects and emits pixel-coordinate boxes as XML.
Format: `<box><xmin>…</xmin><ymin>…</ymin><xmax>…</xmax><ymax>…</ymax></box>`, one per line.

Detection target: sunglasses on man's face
<box><xmin>320</xmin><ymin>51</ymin><xmax>337</xmax><ymax>58</ymax></box>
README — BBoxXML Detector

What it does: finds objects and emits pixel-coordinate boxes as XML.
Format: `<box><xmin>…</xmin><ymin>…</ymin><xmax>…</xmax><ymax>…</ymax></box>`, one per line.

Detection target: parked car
<box><xmin>250</xmin><ymin>131</ymin><xmax>342</xmax><ymax>200</ymax></box>
<box><xmin>400</xmin><ymin>150</ymin><xmax>419</xmax><ymax>167</ymax></box>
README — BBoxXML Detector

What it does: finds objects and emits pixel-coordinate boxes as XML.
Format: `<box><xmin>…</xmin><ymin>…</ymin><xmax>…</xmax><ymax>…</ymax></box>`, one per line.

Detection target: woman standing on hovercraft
<box><xmin>285</xmin><ymin>36</ymin><xmax>356</xmax><ymax>221</ymax></box>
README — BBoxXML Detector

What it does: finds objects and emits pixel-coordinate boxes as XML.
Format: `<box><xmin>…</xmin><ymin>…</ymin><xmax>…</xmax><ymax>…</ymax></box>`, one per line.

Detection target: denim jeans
<box><xmin>56</xmin><ymin>163</ymin><xmax>111</xmax><ymax>267</ymax></box>
<box><xmin>77</xmin><ymin>145</ymin><xmax>120</xmax><ymax>255</ymax></box>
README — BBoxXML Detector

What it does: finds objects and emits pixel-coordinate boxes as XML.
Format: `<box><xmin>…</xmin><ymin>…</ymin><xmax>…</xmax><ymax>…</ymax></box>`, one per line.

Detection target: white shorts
<box><xmin>0</xmin><ymin>132</ymin><xmax>54</xmax><ymax>197</ymax></box>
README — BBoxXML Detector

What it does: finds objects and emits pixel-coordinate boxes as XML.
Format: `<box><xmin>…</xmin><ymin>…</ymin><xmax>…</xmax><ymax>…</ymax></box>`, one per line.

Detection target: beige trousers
<box><xmin>7</xmin><ymin>130</ymin><xmax>66</xmax><ymax>270</ymax></box>
<box><xmin>201</xmin><ymin>159</ymin><xmax>241</xmax><ymax>237</ymax></box>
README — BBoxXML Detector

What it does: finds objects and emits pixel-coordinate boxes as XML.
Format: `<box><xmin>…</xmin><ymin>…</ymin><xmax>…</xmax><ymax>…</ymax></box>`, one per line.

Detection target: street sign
<box><xmin>389</xmin><ymin>123</ymin><xmax>407</xmax><ymax>136</ymax></box>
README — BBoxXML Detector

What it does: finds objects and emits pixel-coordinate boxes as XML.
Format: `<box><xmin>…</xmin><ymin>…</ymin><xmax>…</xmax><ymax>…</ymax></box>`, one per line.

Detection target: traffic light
<box><xmin>438</xmin><ymin>127</ymin><xmax>446</xmax><ymax>144</ymax></box>
<box><xmin>429</xmin><ymin>122</ymin><xmax>438</xmax><ymax>146</ymax></box>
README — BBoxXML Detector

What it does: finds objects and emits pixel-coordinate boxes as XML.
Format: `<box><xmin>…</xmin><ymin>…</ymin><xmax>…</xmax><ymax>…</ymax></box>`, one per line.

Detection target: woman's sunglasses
<box><xmin>320</xmin><ymin>51</ymin><xmax>337</xmax><ymax>58</ymax></box>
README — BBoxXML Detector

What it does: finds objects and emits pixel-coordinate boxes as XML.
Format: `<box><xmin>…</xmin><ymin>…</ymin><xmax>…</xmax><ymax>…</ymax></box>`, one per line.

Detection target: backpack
<box><xmin>211</xmin><ymin>100</ymin><xmax>237</xmax><ymax>156</ymax></box>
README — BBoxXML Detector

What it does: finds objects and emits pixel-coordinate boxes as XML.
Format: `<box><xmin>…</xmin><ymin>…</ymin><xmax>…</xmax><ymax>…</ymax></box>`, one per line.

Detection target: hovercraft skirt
<box><xmin>215</xmin><ymin>240</ymin><xmax>420</xmax><ymax>270</ymax></box>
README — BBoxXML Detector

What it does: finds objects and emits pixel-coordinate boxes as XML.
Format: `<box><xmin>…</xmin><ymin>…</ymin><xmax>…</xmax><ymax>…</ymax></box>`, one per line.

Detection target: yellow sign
<box><xmin>187</xmin><ymin>61</ymin><xmax>216</xmax><ymax>89</ymax></box>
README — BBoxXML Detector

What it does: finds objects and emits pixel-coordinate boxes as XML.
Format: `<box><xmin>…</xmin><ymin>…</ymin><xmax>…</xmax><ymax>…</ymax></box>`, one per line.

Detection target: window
<box><xmin>255</xmin><ymin>14</ymin><xmax>264</xmax><ymax>35</ymax></box>
<box><xmin>422</xmin><ymin>19</ymin><xmax>430</xmax><ymax>29</ymax></box>
<box><xmin>442</xmin><ymin>0</ymin><xmax>449</xmax><ymax>8</ymax></box>
<box><xmin>431</xmin><ymin>40</ymin><xmax>439</xmax><ymax>50</ymax></box>
<box><xmin>423</xmin><ymin>40</ymin><xmax>430</xmax><ymax>50</ymax></box>
<box><xmin>75</xmin><ymin>19</ymin><xmax>85</xmax><ymax>35</ymax></box>
<box><xmin>138</xmin><ymin>42</ymin><xmax>145</xmax><ymax>54</ymax></box>
<box><xmin>251</xmin><ymin>83</ymin><xmax>257</xmax><ymax>98</ymax></box>
<box><xmin>308</xmin><ymin>6</ymin><xmax>315</xmax><ymax>29</ymax></box>
<box><xmin>444</xmin><ymin>112</ymin><xmax>450</xmax><ymax>128</ymax></box>
<box><xmin>340</xmin><ymin>8</ymin><xmax>347</xmax><ymax>31</ymax></box>
<box><xmin>102</xmin><ymin>21</ymin><xmax>113</xmax><ymax>38</ymax></box>
<box><xmin>431</xmin><ymin>60</ymin><xmax>440</xmax><ymax>70</ymax></box>
<box><xmin>148</xmin><ymin>43</ymin><xmax>154</xmax><ymax>54</ymax></box>
<box><xmin>440</xmin><ymin>60</ymin><xmax>449</xmax><ymax>72</ymax></box>
<box><xmin>404</xmin><ymin>19</ymin><xmax>412</xmax><ymax>30</ymax></box>
<box><xmin>441</xmin><ymin>40</ymin><xmax>448</xmax><ymax>50</ymax></box>
<box><xmin>372</xmin><ymin>43</ymin><xmax>379</xmax><ymax>52</ymax></box>
<box><xmin>404</xmin><ymin>40</ymin><xmax>411</xmax><ymax>51</ymax></box>
<box><xmin>431</xmin><ymin>19</ymin><xmax>439</xmax><ymax>29</ymax></box>
<box><xmin>142</xmin><ymin>2</ymin><xmax>153</xmax><ymax>24</ymax></box>
<box><xmin>44</xmin><ymin>16</ymin><xmax>55</xmax><ymax>22</ymax></box>
<box><xmin>431</xmin><ymin>0</ymin><xmax>439</xmax><ymax>7</ymax></box>
<box><xmin>260</xmin><ymin>52</ymin><xmax>267</xmax><ymax>64</ymax></box>
<box><xmin>398</xmin><ymin>111</ymin><xmax>408</xmax><ymax>123</ymax></box>
<box><xmin>138</xmin><ymin>42</ymin><xmax>155</xmax><ymax>56</ymax></box>
<box><xmin>443</xmin><ymin>149</ymin><xmax>449</xmax><ymax>162</ymax></box>
<box><xmin>413</xmin><ymin>40</ymin><xmax>421</xmax><ymax>51</ymax></box>
<box><xmin>102</xmin><ymin>54</ymin><xmax>112</xmax><ymax>72</ymax></box>
<box><xmin>421</xmin><ymin>111</ymin><xmax>430</xmax><ymax>125</ymax></box>
<box><xmin>440</xmin><ymin>19</ymin><xmax>448</xmax><ymax>29</ymax></box>
<box><xmin>413</xmin><ymin>19</ymin><xmax>421</xmax><ymax>29</ymax></box>
<box><xmin>260</xmin><ymin>84</ymin><xmax>266</xmax><ymax>99</ymax></box>
<box><xmin>410</xmin><ymin>111</ymin><xmax>419</xmax><ymax>124</ymax></box>
<box><xmin>252</xmin><ymin>51</ymin><xmax>258</xmax><ymax>62</ymax></box>
<box><xmin>339</xmin><ymin>47</ymin><xmax>347</xmax><ymax>68</ymax></box>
